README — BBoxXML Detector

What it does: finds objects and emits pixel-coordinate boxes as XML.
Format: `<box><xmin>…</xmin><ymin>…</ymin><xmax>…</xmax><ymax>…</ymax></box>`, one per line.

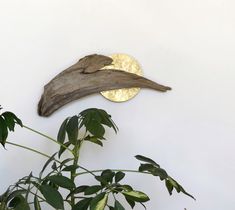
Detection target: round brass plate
<box><xmin>100</xmin><ymin>54</ymin><xmax>143</xmax><ymax>102</ymax></box>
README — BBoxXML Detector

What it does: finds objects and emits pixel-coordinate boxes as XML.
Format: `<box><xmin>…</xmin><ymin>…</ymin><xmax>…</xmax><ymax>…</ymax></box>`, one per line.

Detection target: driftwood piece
<box><xmin>38</xmin><ymin>54</ymin><xmax>171</xmax><ymax>116</ymax></box>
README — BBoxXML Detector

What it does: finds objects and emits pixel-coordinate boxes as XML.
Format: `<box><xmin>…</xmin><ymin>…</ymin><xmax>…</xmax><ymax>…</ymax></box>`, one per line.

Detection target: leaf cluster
<box><xmin>0</xmin><ymin>108</ymin><xmax>22</xmax><ymax>147</ymax></box>
<box><xmin>0</xmin><ymin>107</ymin><xmax>195</xmax><ymax>210</ymax></box>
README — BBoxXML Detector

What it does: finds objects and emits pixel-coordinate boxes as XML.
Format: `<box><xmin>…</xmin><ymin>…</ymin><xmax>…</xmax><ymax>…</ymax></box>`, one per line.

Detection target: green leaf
<box><xmin>66</xmin><ymin>185</ymin><xmax>89</xmax><ymax>200</ymax></box>
<box><xmin>40</xmin><ymin>184</ymin><xmax>64</xmax><ymax>209</ymax></box>
<box><xmin>8</xmin><ymin>195</ymin><xmax>30</xmax><ymax>210</ymax></box>
<box><xmin>0</xmin><ymin>189</ymin><xmax>9</xmax><ymax>203</ymax></box>
<box><xmin>47</xmin><ymin>175</ymin><xmax>75</xmax><ymax>189</ymax></box>
<box><xmin>2</xmin><ymin>112</ymin><xmax>15</xmax><ymax>131</ymax></box>
<box><xmin>101</xmin><ymin>169</ymin><xmax>115</xmax><ymax>183</ymax></box>
<box><xmin>58</xmin><ymin>142</ymin><xmax>71</xmax><ymax>158</ymax></box>
<box><xmin>34</xmin><ymin>195</ymin><xmax>42</xmax><ymax>210</ymax></box>
<box><xmin>90</xmin><ymin>193</ymin><xmax>108</xmax><ymax>210</ymax></box>
<box><xmin>9</xmin><ymin>112</ymin><xmax>22</xmax><ymax>127</ymax></box>
<box><xmin>95</xmin><ymin>176</ymin><xmax>108</xmax><ymax>186</ymax></box>
<box><xmin>72</xmin><ymin>198</ymin><xmax>92</xmax><ymax>210</ymax></box>
<box><xmin>97</xmin><ymin>109</ymin><xmax>118</xmax><ymax>133</ymax></box>
<box><xmin>6</xmin><ymin>190</ymin><xmax>27</xmax><ymax>202</ymax></box>
<box><xmin>135</xmin><ymin>155</ymin><xmax>160</xmax><ymax>167</ymax></box>
<box><xmin>114</xmin><ymin>200</ymin><xmax>125</xmax><ymax>210</ymax></box>
<box><xmin>0</xmin><ymin>116</ymin><xmax>8</xmax><ymax>147</ymax></box>
<box><xmin>139</xmin><ymin>164</ymin><xmax>168</xmax><ymax>179</ymax></box>
<box><xmin>84</xmin><ymin>135</ymin><xmax>103</xmax><ymax>146</ymax></box>
<box><xmin>2</xmin><ymin>111</ymin><xmax>22</xmax><ymax>127</ymax></box>
<box><xmin>122</xmin><ymin>191</ymin><xmax>150</xmax><ymax>203</ymax></box>
<box><xmin>167</xmin><ymin>177</ymin><xmax>195</xmax><ymax>200</ymax></box>
<box><xmin>79</xmin><ymin>108</ymin><xmax>118</xmax><ymax>138</ymax></box>
<box><xmin>119</xmin><ymin>185</ymin><xmax>133</xmax><ymax>192</ymax></box>
<box><xmin>84</xmin><ymin>185</ymin><xmax>103</xmax><ymax>195</ymax></box>
<box><xmin>40</xmin><ymin>152</ymin><xmax>57</xmax><ymax>177</ymax></box>
<box><xmin>66</xmin><ymin>116</ymin><xmax>78</xmax><ymax>144</ymax></box>
<box><xmin>51</xmin><ymin>162</ymin><xmax>57</xmax><ymax>170</ymax></box>
<box><xmin>125</xmin><ymin>196</ymin><xmax>135</xmax><ymax>209</ymax></box>
<box><xmin>115</xmin><ymin>171</ymin><xmax>125</xmax><ymax>183</ymax></box>
<box><xmin>87</xmin><ymin>120</ymin><xmax>105</xmax><ymax>138</ymax></box>
<box><xmin>62</xmin><ymin>165</ymin><xmax>79</xmax><ymax>172</ymax></box>
<box><xmin>165</xmin><ymin>179</ymin><xmax>173</xmax><ymax>195</ymax></box>
<box><xmin>57</xmin><ymin>118</ymin><xmax>69</xmax><ymax>144</ymax></box>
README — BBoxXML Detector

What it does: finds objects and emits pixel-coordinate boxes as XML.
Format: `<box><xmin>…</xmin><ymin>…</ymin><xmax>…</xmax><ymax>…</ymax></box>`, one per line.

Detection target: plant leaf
<box><xmin>139</xmin><ymin>164</ymin><xmax>168</xmax><ymax>179</ymax></box>
<box><xmin>2</xmin><ymin>112</ymin><xmax>15</xmax><ymax>131</ymax></box>
<box><xmin>66</xmin><ymin>185</ymin><xmax>89</xmax><ymax>199</ymax></box>
<box><xmin>125</xmin><ymin>196</ymin><xmax>135</xmax><ymax>209</ymax></box>
<box><xmin>0</xmin><ymin>116</ymin><xmax>8</xmax><ymax>147</ymax></box>
<box><xmin>168</xmin><ymin>177</ymin><xmax>195</xmax><ymax>200</ymax></box>
<box><xmin>79</xmin><ymin>108</ymin><xmax>117</xmax><ymax>138</ymax></box>
<box><xmin>40</xmin><ymin>152</ymin><xmax>57</xmax><ymax>177</ymax></box>
<box><xmin>165</xmin><ymin>179</ymin><xmax>173</xmax><ymax>195</ymax></box>
<box><xmin>62</xmin><ymin>165</ymin><xmax>79</xmax><ymax>172</ymax></box>
<box><xmin>84</xmin><ymin>185</ymin><xmax>103</xmax><ymax>195</ymax></box>
<box><xmin>114</xmin><ymin>200</ymin><xmax>125</xmax><ymax>210</ymax></box>
<box><xmin>97</xmin><ymin>109</ymin><xmax>118</xmax><ymax>133</ymax></box>
<box><xmin>58</xmin><ymin>142</ymin><xmax>71</xmax><ymax>158</ymax></box>
<box><xmin>122</xmin><ymin>191</ymin><xmax>150</xmax><ymax>203</ymax></box>
<box><xmin>8</xmin><ymin>195</ymin><xmax>30</xmax><ymax>210</ymax></box>
<box><xmin>135</xmin><ymin>155</ymin><xmax>160</xmax><ymax>167</ymax></box>
<box><xmin>40</xmin><ymin>184</ymin><xmax>64</xmax><ymax>209</ymax></box>
<box><xmin>84</xmin><ymin>135</ymin><xmax>103</xmax><ymax>147</ymax></box>
<box><xmin>6</xmin><ymin>190</ymin><xmax>27</xmax><ymax>202</ymax></box>
<box><xmin>101</xmin><ymin>169</ymin><xmax>115</xmax><ymax>183</ymax></box>
<box><xmin>47</xmin><ymin>175</ymin><xmax>75</xmax><ymax>189</ymax></box>
<box><xmin>34</xmin><ymin>195</ymin><xmax>42</xmax><ymax>210</ymax></box>
<box><xmin>90</xmin><ymin>192</ymin><xmax>108</xmax><ymax>210</ymax></box>
<box><xmin>66</xmin><ymin>116</ymin><xmax>78</xmax><ymax>144</ymax></box>
<box><xmin>72</xmin><ymin>197</ymin><xmax>92</xmax><ymax>210</ymax></box>
<box><xmin>87</xmin><ymin>120</ymin><xmax>105</xmax><ymax>138</ymax></box>
<box><xmin>115</xmin><ymin>171</ymin><xmax>125</xmax><ymax>183</ymax></box>
<box><xmin>57</xmin><ymin>118</ymin><xmax>69</xmax><ymax>144</ymax></box>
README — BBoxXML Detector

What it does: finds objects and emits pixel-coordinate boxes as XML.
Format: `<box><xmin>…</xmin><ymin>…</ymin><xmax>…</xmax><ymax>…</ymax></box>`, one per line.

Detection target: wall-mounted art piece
<box><xmin>38</xmin><ymin>54</ymin><xmax>171</xmax><ymax>116</ymax></box>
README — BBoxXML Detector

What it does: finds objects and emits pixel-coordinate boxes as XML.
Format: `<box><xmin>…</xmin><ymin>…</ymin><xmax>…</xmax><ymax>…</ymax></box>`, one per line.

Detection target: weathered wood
<box><xmin>38</xmin><ymin>54</ymin><xmax>171</xmax><ymax>116</ymax></box>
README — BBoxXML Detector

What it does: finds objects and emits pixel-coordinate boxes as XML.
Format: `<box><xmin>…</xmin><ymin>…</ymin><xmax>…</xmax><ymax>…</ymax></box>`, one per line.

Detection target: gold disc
<box><xmin>100</xmin><ymin>54</ymin><xmax>143</xmax><ymax>102</ymax></box>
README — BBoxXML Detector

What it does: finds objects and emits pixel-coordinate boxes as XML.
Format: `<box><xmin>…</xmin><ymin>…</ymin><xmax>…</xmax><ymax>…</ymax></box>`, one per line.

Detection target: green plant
<box><xmin>0</xmin><ymin>106</ymin><xmax>195</xmax><ymax>210</ymax></box>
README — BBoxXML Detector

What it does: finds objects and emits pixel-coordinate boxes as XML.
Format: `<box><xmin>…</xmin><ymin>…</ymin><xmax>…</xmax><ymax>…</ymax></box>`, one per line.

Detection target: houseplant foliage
<box><xmin>0</xmin><ymin>106</ymin><xmax>195</xmax><ymax>209</ymax></box>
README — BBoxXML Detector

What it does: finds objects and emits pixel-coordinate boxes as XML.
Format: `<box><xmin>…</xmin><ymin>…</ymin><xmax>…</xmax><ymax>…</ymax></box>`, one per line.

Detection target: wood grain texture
<box><xmin>38</xmin><ymin>54</ymin><xmax>171</xmax><ymax>116</ymax></box>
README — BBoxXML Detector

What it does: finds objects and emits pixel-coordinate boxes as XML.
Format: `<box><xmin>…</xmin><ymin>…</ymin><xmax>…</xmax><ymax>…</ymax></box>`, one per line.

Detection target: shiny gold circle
<box><xmin>100</xmin><ymin>54</ymin><xmax>143</xmax><ymax>102</ymax></box>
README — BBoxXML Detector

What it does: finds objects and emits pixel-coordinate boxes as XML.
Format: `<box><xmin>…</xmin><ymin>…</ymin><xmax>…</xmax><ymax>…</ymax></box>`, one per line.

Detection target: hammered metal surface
<box><xmin>100</xmin><ymin>54</ymin><xmax>143</xmax><ymax>102</ymax></box>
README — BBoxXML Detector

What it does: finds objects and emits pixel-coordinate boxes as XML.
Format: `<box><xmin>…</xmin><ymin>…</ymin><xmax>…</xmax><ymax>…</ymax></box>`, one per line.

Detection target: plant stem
<box><xmin>70</xmin><ymin>141</ymin><xmax>80</xmax><ymax>206</ymax></box>
<box><xmin>17</xmin><ymin>186</ymin><xmax>45</xmax><ymax>202</ymax></box>
<box><xmin>71</xmin><ymin>154</ymin><xmax>78</xmax><ymax>206</ymax></box>
<box><xmin>78</xmin><ymin>166</ymin><xmax>97</xmax><ymax>177</ymax></box>
<box><xmin>23</xmin><ymin>125</ymin><xmax>74</xmax><ymax>154</ymax></box>
<box><xmin>70</xmin><ymin>137</ymin><xmax>85</xmax><ymax>206</ymax></box>
<box><xmin>6</xmin><ymin>141</ymin><xmax>62</xmax><ymax>165</ymax></box>
<box><xmin>75</xmin><ymin>169</ymin><xmax>150</xmax><ymax>177</ymax></box>
<box><xmin>6</xmin><ymin>141</ymin><xmax>51</xmax><ymax>159</ymax></box>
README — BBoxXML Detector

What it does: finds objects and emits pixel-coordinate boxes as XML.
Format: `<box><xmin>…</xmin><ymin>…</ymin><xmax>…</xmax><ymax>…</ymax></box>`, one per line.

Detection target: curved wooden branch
<box><xmin>38</xmin><ymin>54</ymin><xmax>171</xmax><ymax>116</ymax></box>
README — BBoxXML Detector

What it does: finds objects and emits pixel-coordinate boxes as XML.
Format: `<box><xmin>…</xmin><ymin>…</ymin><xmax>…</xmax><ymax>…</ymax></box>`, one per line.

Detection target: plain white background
<box><xmin>0</xmin><ymin>0</ymin><xmax>235</xmax><ymax>209</ymax></box>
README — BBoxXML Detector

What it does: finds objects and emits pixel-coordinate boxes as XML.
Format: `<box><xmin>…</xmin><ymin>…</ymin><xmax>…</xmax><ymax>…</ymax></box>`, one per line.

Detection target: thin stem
<box><xmin>75</xmin><ymin>169</ymin><xmax>150</xmax><ymax>177</ymax></box>
<box><xmin>6</xmin><ymin>141</ymin><xmax>51</xmax><ymax>159</ymax></box>
<box><xmin>77</xmin><ymin>166</ymin><xmax>97</xmax><ymax>177</ymax></box>
<box><xmin>6</xmin><ymin>141</ymin><xmax>62</xmax><ymax>165</ymax></box>
<box><xmin>23</xmin><ymin>125</ymin><xmax>74</xmax><ymax>154</ymax></box>
<box><xmin>70</xmin><ymin>142</ymin><xmax>80</xmax><ymax>206</ymax></box>
<box><xmin>71</xmin><ymin>154</ymin><xmax>78</xmax><ymax>206</ymax></box>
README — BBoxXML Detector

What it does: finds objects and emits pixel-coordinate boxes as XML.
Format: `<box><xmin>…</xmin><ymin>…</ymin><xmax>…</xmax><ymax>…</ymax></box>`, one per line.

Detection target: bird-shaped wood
<box><xmin>38</xmin><ymin>54</ymin><xmax>171</xmax><ymax>116</ymax></box>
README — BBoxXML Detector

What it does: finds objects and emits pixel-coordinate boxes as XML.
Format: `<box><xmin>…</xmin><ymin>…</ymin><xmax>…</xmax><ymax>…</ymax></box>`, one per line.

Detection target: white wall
<box><xmin>1</xmin><ymin>0</ymin><xmax>235</xmax><ymax>209</ymax></box>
